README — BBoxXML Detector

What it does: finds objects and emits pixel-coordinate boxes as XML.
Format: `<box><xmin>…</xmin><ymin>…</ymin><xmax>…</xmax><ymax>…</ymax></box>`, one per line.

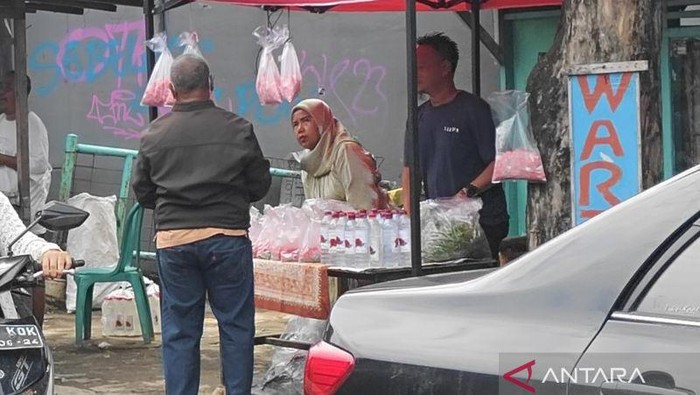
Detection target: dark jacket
<box><xmin>132</xmin><ymin>100</ymin><xmax>271</xmax><ymax>231</ymax></box>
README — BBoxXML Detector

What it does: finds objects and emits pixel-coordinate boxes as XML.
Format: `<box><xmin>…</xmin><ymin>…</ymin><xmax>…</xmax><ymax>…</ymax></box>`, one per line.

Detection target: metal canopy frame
<box><xmin>147</xmin><ymin>0</ymin><xmax>503</xmax><ymax>276</ymax></box>
<box><xmin>1</xmin><ymin>0</ymin><xmax>145</xmax><ymax>223</ymax></box>
<box><xmin>3</xmin><ymin>0</ymin><xmax>505</xmax><ymax>272</ymax></box>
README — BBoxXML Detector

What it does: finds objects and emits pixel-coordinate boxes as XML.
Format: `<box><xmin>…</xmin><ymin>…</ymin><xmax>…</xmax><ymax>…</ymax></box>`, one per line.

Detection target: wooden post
<box><xmin>13</xmin><ymin>0</ymin><xmax>31</xmax><ymax>223</ymax></box>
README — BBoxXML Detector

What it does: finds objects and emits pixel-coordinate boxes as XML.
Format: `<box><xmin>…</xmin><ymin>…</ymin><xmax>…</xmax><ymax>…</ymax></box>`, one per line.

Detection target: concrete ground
<box><xmin>43</xmin><ymin>308</ymin><xmax>292</xmax><ymax>394</ymax></box>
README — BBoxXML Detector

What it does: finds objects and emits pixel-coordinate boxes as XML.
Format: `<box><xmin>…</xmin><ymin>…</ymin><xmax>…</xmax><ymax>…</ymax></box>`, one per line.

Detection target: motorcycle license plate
<box><xmin>0</xmin><ymin>324</ymin><xmax>43</xmax><ymax>350</ymax></box>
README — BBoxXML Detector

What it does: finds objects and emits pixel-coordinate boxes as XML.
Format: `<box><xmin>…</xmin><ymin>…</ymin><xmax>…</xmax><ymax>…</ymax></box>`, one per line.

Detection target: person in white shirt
<box><xmin>0</xmin><ymin>191</ymin><xmax>73</xmax><ymax>324</ymax></box>
<box><xmin>0</xmin><ymin>71</ymin><xmax>52</xmax><ymax>235</ymax></box>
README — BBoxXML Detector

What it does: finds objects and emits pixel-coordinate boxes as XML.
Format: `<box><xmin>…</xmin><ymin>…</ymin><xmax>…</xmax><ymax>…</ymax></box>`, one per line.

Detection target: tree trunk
<box><xmin>526</xmin><ymin>0</ymin><xmax>663</xmax><ymax>249</ymax></box>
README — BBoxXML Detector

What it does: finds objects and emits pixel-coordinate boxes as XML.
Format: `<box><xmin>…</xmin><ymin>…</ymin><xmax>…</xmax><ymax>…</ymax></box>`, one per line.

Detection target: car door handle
<box><xmin>601</xmin><ymin>381</ymin><xmax>696</xmax><ymax>395</ymax></box>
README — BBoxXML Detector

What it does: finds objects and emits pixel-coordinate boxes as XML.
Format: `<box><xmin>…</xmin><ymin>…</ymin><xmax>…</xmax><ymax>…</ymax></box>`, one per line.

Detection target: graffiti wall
<box><xmin>24</xmin><ymin>4</ymin><xmax>499</xmax><ymax>192</ymax></box>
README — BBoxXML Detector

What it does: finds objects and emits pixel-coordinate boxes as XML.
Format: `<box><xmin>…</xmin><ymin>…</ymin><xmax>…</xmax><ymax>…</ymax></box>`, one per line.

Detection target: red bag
<box><xmin>141</xmin><ymin>32</ymin><xmax>175</xmax><ymax>108</ymax></box>
<box><xmin>253</xmin><ymin>26</ymin><xmax>285</xmax><ymax>105</ymax></box>
<box><xmin>487</xmin><ymin>91</ymin><xmax>546</xmax><ymax>183</ymax></box>
<box><xmin>279</xmin><ymin>26</ymin><xmax>302</xmax><ymax>103</ymax></box>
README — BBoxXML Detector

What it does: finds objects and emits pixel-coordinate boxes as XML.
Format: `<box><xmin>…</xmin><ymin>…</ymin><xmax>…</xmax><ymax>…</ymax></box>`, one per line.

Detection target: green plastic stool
<box><xmin>74</xmin><ymin>203</ymin><xmax>154</xmax><ymax>346</ymax></box>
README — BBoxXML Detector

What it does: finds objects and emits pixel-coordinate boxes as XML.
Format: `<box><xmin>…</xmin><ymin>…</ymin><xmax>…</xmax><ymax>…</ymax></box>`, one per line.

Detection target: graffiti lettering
<box><xmin>87</xmin><ymin>89</ymin><xmax>146</xmax><ymax>140</ymax></box>
<box><xmin>30</xmin><ymin>21</ymin><xmax>388</xmax><ymax>139</ymax></box>
<box><xmin>29</xmin><ymin>20</ymin><xmax>215</xmax><ymax>95</ymax></box>
<box><xmin>30</xmin><ymin>20</ymin><xmax>147</xmax><ymax>95</ymax></box>
<box><xmin>298</xmin><ymin>51</ymin><xmax>388</xmax><ymax>127</ymax></box>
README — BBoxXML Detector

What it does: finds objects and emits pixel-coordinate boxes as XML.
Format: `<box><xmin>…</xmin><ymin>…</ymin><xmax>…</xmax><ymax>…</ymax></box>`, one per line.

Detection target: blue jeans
<box><xmin>157</xmin><ymin>235</ymin><xmax>255</xmax><ymax>395</ymax></box>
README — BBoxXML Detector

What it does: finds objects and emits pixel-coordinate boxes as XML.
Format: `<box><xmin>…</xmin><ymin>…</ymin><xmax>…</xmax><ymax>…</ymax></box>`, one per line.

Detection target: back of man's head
<box><xmin>3</xmin><ymin>71</ymin><xmax>32</xmax><ymax>96</ymax></box>
<box><xmin>499</xmin><ymin>236</ymin><xmax>528</xmax><ymax>266</ymax></box>
<box><xmin>170</xmin><ymin>54</ymin><xmax>210</xmax><ymax>96</ymax></box>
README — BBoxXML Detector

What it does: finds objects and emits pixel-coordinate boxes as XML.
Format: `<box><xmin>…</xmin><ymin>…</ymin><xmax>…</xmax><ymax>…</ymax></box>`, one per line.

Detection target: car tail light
<box><xmin>304</xmin><ymin>341</ymin><xmax>355</xmax><ymax>395</ymax></box>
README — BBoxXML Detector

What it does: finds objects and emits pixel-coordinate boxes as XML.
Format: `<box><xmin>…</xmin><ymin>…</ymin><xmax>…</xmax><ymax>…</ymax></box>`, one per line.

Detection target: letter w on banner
<box><xmin>568</xmin><ymin>61</ymin><xmax>648</xmax><ymax>226</ymax></box>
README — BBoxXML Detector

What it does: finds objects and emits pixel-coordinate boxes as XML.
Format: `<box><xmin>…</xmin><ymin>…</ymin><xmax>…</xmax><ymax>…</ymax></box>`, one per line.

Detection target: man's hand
<box><xmin>0</xmin><ymin>154</ymin><xmax>18</xmax><ymax>170</ymax></box>
<box><xmin>40</xmin><ymin>250</ymin><xmax>72</xmax><ymax>278</ymax></box>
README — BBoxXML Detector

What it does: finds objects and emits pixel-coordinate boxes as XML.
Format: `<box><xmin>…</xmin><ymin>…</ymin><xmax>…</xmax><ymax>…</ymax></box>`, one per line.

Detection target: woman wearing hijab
<box><xmin>291</xmin><ymin>98</ymin><xmax>387</xmax><ymax>210</ymax></box>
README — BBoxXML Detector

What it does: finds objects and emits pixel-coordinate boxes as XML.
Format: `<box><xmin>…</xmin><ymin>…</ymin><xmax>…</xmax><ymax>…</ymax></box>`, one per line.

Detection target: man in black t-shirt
<box><xmin>402</xmin><ymin>32</ymin><xmax>509</xmax><ymax>260</ymax></box>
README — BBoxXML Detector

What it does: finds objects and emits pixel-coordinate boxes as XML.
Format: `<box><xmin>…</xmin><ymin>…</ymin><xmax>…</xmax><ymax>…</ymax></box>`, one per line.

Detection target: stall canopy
<box><xmin>156</xmin><ymin>0</ymin><xmax>564</xmax><ymax>275</ymax></box>
<box><xmin>205</xmin><ymin>0</ymin><xmax>561</xmax><ymax>12</ymax></box>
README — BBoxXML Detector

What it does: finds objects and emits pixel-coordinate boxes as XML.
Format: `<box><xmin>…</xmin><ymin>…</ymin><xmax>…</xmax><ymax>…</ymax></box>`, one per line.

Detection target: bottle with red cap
<box><xmin>344</xmin><ymin>213</ymin><xmax>356</xmax><ymax>268</ymax></box>
<box><xmin>354</xmin><ymin>212</ymin><xmax>370</xmax><ymax>268</ymax></box>
<box><xmin>381</xmin><ymin>211</ymin><xmax>398</xmax><ymax>267</ymax></box>
<box><xmin>397</xmin><ymin>210</ymin><xmax>411</xmax><ymax>266</ymax></box>
<box><xmin>368</xmin><ymin>211</ymin><xmax>381</xmax><ymax>267</ymax></box>
<box><xmin>320</xmin><ymin>211</ymin><xmax>333</xmax><ymax>265</ymax></box>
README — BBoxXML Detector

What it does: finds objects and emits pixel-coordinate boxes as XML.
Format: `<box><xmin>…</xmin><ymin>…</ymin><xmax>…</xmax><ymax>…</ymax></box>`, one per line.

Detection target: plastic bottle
<box><xmin>381</xmin><ymin>212</ymin><xmax>398</xmax><ymax>268</ymax></box>
<box><xmin>320</xmin><ymin>211</ymin><xmax>333</xmax><ymax>265</ymax></box>
<box><xmin>344</xmin><ymin>213</ymin><xmax>356</xmax><ymax>268</ymax></box>
<box><xmin>398</xmin><ymin>210</ymin><xmax>411</xmax><ymax>266</ymax></box>
<box><xmin>368</xmin><ymin>211</ymin><xmax>381</xmax><ymax>268</ymax></box>
<box><xmin>335</xmin><ymin>212</ymin><xmax>348</xmax><ymax>267</ymax></box>
<box><xmin>328</xmin><ymin>212</ymin><xmax>340</xmax><ymax>266</ymax></box>
<box><xmin>354</xmin><ymin>212</ymin><xmax>370</xmax><ymax>268</ymax></box>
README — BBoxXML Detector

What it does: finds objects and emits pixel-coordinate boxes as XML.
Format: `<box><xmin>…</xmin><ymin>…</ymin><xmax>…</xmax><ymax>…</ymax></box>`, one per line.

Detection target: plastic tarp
<box><xmin>206</xmin><ymin>0</ymin><xmax>562</xmax><ymax>12</ymax></box>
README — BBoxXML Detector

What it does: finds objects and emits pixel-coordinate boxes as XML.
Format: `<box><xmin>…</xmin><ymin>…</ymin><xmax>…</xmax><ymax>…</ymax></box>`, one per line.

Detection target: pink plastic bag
<box><xmin>253</xmin><ymin>26</ymin><xmax>285</xmax><ymax>106</ymax></box>
<box><xmin>141</xmin><ymin>32</ymin><xmax>175</xmax><ymax>108</ymax></box>
<box><xmin>298</xmin><ymin>218</ymin><xmax>321</xmax><ymax>263</ymax></box>
<box><xmin>275</xmin><ymin>206</ymin><xmax>309</xmax><ymax>262</ymax></box>
<box><xmin>493</xmin><ymin>149</ymin><xmax>546</xmax><ymax>182</ymax></box>
<box><xmin>487</xmin><ymin>91</ymin><xmax>546</xmax><ymax>183</ymax></box>
<box><xmin>253</xmin><ymin>204</ymin><xmax>309</xmax><ymax>261</ymax></box>
<box><xmin>279</xmin><ymin>31</ymin><xmax>302</xmax><ymax>102</ymax></box>
<box><xmin>253</xmin><ymin>205</ymin><xmax>284</xmax><ymax>260</ymax></box>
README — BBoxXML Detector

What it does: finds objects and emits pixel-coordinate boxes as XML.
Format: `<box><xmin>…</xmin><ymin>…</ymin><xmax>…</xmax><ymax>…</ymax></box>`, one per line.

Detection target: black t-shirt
<box><xmin>404</xmin><ymin>91</ymin><xmax>508</xmax><ymax>225</ymax></box>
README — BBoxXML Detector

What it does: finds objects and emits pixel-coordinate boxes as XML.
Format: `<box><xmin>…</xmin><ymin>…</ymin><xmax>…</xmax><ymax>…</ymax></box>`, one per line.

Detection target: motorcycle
<box><xmin>0</xmin><ymin>201</ymin><xmax>89</xmax><ymax>394</ymax></box>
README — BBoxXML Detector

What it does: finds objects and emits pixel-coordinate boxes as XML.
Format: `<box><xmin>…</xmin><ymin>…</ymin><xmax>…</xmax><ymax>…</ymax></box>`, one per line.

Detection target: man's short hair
<box><xmin>499</xmin><ymin>236</ymin><xmax>528</xmax><ymax>263</ymax></box>
<box><xmin>3</xmin><ymin>71</ymin><xmax>32</xmax><ymax>95</ymax></box>
<box><xmin>170</xmin><ymin>54</ymin><xmax>210</xmax><ymax>94</ymax></box>
<box><xmin>417</xmin><ymin>32</ymin><xmax>459</xmax><ymax>73</ymax></box>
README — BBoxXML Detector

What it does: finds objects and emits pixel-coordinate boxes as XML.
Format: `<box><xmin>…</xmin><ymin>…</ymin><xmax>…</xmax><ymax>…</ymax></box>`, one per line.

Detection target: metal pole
<box><xmin>13</xmin><ymin>0</ymin><xmax>30</xmax><ymax>223</ymax></box>
<box><xmin>471</xmin><ymin>0</ymin><xmax>481</xmax><ymax>96</ymax></box>
<box><xmin>406</xmin><ymin>0</ymin><xmax>422</xmax><ymax>276</ymax></box>
<box><xmin>144</xmin><ymin>0</ymin><xmax>158</xmax><ymax>122</ymax></box>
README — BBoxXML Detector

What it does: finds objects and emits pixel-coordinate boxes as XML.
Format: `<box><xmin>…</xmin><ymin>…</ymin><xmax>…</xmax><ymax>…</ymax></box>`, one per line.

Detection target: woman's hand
<box><xmin>40</xmin><ymin>250</ymin><xmax>72</xmax><ymax>278</ymax></box>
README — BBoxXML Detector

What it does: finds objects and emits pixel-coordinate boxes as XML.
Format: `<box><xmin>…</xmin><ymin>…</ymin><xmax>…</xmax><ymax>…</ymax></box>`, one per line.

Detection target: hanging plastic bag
<box><xmin>486</xmin><ymin>90</ymin><xmax>546</xmax><ymax>183</ymax></box>
<box><xmin>179</xmin><ymin>31</ymin><xmax>204</xmax><ymax>58</ymax></box>
<box><xmin>420</xmin><ymin>196</ymin><xmax>491</xmax><ymax>262</ymax></box>
<box><xmin>141</xmin><ymin>32</ymin><xmax>175</xmax><ymax>108</ymax></box>
<box><xmin>279</xmin><ymin>26</ymin><xmax>302</xmax><ymax>103</ymax></box>
<box><xmin>253</xmin><ymin>25</ymin><xmax>285</xmax><ymax>105</ymax></box>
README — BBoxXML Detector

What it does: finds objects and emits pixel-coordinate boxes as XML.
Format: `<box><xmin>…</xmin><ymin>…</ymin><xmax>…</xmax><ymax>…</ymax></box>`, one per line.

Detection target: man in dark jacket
<box><xmin>133</xmin><ymin>54</ymin><xmax>271</xmax><ymax>395</ymax></box>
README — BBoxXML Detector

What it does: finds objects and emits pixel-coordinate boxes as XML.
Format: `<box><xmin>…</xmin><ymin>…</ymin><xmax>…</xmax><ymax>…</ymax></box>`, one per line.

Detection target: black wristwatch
<box><xmin>464</xmin><ymin>184</ymin><xmax>479</xmax><ymax>198</ymax></box>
